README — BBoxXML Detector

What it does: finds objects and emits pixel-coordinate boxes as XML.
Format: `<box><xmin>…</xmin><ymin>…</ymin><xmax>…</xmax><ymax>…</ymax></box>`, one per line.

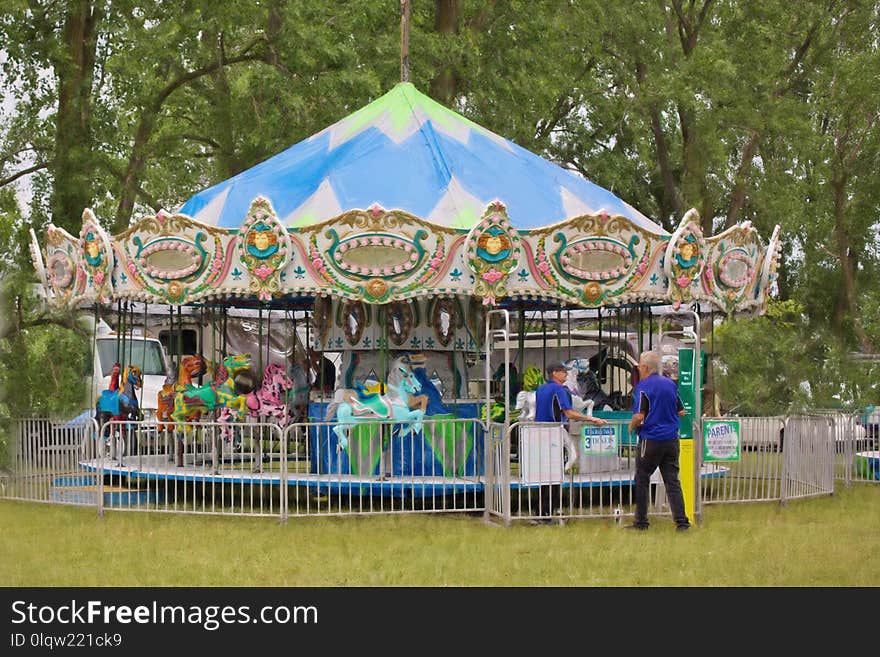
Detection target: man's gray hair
<box><xmin>639</xmin><ymin>350</ymin><xmax>662</xmax><ymax>375</ymax></box>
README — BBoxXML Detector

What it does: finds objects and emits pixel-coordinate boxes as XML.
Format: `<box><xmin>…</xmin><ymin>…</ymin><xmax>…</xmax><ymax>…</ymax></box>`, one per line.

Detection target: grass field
<box><xmin>1</xmin><ymin>483</ymin><xmax>878</xmax><ymax>587</ymax></box>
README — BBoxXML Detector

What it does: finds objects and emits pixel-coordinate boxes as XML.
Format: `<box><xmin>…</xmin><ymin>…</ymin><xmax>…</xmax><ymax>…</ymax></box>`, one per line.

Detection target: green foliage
<box><xmin>1</xmin><ymin>1</ymin><xmax>878</xmax><ymax>418</ymax></box>
<box><xmin>0</xmin><ymin>273</ymin><xmax>91</xmax><ymax>420</ymax></box>
<box><xmin>0</xmin><ymin>195</ymin><xmax>90</xmax><ymax>423</ymax></box>
<box><xmin>714</xmin><ymin>300</ymin><xmax>880</xmax><ymax>415</ymax></box>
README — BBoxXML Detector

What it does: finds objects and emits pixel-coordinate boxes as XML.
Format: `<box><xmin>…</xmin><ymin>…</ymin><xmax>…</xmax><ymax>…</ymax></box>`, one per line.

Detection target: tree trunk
<box><xmin>831</xmin><ymin>178</ymin><xmax>876</xmax><ymax>353</ymax></box>
<box><xmin>50</xmin><ymin>0</ymin><xmax>102</xmax><ymax>232</ymax></box>
<box><xmin>430</xmin><ymin>0</ymin><xmax>458</xmax><ymax>105</ymax></box>
<box><xmin>208</xmin><ymin>32</ymin><xmax>244</xmax><ymax>180</ymax></box>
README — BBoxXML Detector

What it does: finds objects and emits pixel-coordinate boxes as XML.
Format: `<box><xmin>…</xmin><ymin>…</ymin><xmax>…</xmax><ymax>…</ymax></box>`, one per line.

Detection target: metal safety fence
<box><xmin>0</xmin><ymin>416</ymin><xmax>486</xmax><ymax>520</ymax></box>
<box><xmin>1</xmin><ymin>413</ymin><xmax>874</xmax><ymax>523</ymax></box>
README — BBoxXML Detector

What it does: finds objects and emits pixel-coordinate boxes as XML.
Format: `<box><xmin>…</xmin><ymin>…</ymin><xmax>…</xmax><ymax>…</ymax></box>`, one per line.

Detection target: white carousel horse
<box><xmin>325</xmin><ymin>356</ymin><xmax>425</xmax><ymax>450</ymax></box>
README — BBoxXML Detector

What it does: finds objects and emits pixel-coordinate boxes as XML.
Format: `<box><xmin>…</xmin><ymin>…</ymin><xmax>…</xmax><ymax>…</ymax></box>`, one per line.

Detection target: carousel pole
<box><xmin>258</xmin><ymin>304</ymin><xmax>264</xmax><ymax>376</ymax></box>
<box><xmin>615</xmin><ymin>306</ymin><xmax>623</xmax><ymax>403</ymax></box>
<box><xmin>198</xmin><ymin>304</ymin><xmax>205</xmax><ymax>377</ymax></box>
<box><xmin>128</xmin><ymin>298</ymin><xmax>135</xmax><ymax>360</ymax></box>
<box><xmin>221</xmin><ymin>305</ymin><xmax>228</xmax><ymax>359</ymax></box>
<box><xmin>377</xmin><ymin>304</ymin><xmax>387</xmax><ymax>394</ymax></box>
<box><xmin>167</xmin><ymin>305</ymin><xmax>174</xmax><ymax>373</ymax></box>
<box><xmin>113</xmin><ymin>300</ymin><xmax>119</xmax><ymax>363</ymax></box>
<box><xmin>567</xmin><ymin>307</ymin><xmax>572</xmax><ymax>362</ymax></box>
<box><xmin>211</xmin><ymin>303</ymin><xmax>217</xmax><ymax>362</ymax></box>
<box><xmin>556</xmin><ymin>300</ymin><xmax>562</xmax><ymax>364</ymax></box>
<box><xmin>176</xmin><ymin>305</ymin><xmax>183</xmax><ymax>369</ymax></box>
<box><xmin>116</xmin><ymin>300</ymin><xmax>124</xmax><ymax>367</ymax></box>
<box><xmin>638</xmin><ymin>303</ymin><xmax>644</xmax><ymax>354</ymax></box>
<box><xmin>266</xmin><ymin>306</ymin><xmax>272</xmax><ymax>373</ymax></box>
<box><xmin>305</xmin><ymin>304</ymin><xmax>311</xmax><ymax>368</ymax></box>
<box><xmin>517</xmin><ymin>307</ymin><xmax>525</xmax><ymax>386</ymax></box>
<box><xmin>91</xmin><ymin>302</ymin><xmax>99</xmax><ymax>412</ymax></box>
<box><xmin>122</xmin><ymin>301</ymin><xmax>130</xmax><ymax>370</ymax></box>
<box><xmin>541</xmin><ymin>310</ymin><xmax>547</xmax><ymax>375</ymax></box>
<box><xmin>139</xmin><ymin>300</ymin><xmax>147</xmax><ymax>410</ymax></box>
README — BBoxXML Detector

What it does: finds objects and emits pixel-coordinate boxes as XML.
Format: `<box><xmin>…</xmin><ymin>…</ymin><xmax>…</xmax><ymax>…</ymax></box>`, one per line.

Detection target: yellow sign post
<box><xmin>679</xmin><ymin>438</ymin><xmax>695</xmax><ymax>521</ymax></box>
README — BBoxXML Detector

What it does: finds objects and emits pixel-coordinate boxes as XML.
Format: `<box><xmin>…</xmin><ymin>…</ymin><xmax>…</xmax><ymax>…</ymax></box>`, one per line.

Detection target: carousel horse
<box><xmin>574</xmin><ymin>367</ymin><xmax>615</xmax><ymax>411</ymax></box>
<box><xmin>216</xmin><ymin>363</ymin><xmax>295</xmax><ymax>472</ymax></box>
<box><xmin>169</xmin><ymin>353</ymin><xmax>254</xmax><ymax>472</ymax></box>
<box><xmin>95</xmin><ymin>364</ymin><xmax>142</xmax><ymax>461</ymax></box>
<box><xmin>325</xmin><ymin>355</ymin><xmax>425</xmax><ymax>450</ymax></box>
<box><xmin>245</xmin><ymin>363</ymin><xmax>295</xmax><ymax>425</ymax></box>
<box><xmin>170</xmin><ymin>353</ymin><xmax>254</xmax><ymax>426</ymax></box>
<box><xmin>217</xmin><ymin>363</ymin><xmax>295</xmax><ymax>431</ymax></box>
<box><xmin>95</xmin><ymin>362</ymin><xmax>122</xmax><ymax>430</ymax></box>
<box><xmin>514</xmin><ymin>362</ymin><xmax>595</xmax><ymax>422</ymax></box>
<box><xmin>156</xmin><ymin>355</ymin><xmax>206</xmax><ymax>431</ymax></box>
<box><xmin>95</xmin><ymin>364</ymin><xmax>143</xmax><ymax>424</ymax></box>
<box><xmin>156</xmin><ymin>373</ymin><xmax>176</xmax><ymax>433</ymax></box>
<box><xmin>403</xmin><ymin>353</ymin><xmax>452</xmax><ymax>416</ymax></box>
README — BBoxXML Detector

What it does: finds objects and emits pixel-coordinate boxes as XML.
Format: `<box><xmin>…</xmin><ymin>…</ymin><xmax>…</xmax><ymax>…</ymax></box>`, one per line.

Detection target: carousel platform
<box><xmin>75</xmin><ymin>454</ymin><xmax>729</xmax><ymax>497</ymax></box>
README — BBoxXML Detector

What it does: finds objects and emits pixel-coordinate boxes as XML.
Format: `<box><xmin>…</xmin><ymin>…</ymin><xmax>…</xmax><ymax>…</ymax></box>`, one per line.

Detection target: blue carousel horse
<box><xmin>95</xmin><ymin>364</ymin><xmax>142</xmax><ymax>461</ymax></box>
<box><xmin>95</xmin><ymin>364</ymin><xmax>143</xmax><ymax>426</ymax></box>
<box><xmin>325</xmin><ymin>356</ymin><xmax>425</xmax><ymax>449</ymax></box>
<box><xmin>401</xmin><ymin>352</ymin><xmax>452</xmax><ymax>416</ymax></box>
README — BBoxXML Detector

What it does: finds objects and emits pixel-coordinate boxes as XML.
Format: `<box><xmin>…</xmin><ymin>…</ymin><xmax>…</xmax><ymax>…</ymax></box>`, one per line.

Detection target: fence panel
<box><xmin>282</xmin><ymin>417</ymin><xmax>485</xmax><ymax>517</ymax></box>
<box><xmin>782</xmin><ymin>416</ymin><xmax>834</xmax><ymax>501</ymax></box>
<box><xmin>827</xmin><ymin>413</ymin><xmax>879</xmax><ymax>486</ymax></box>
<box><xmin>507</xmin><ymin>419</ymin><xmax>638</xmax><ymax>524</ymax></box>
<box><xmin>700</xmin><ymin>416</ymin><xmax>785</xmax><ymax>505</ymax></box>
<box><xmin>94</xmin><ymin>419</ymin><xmax>285</xmax><ymax>518</ymax></box>
<box><xmin>483</xmin><ymin>421</ymin><xmax>508</xmax><ymax>523</ymax></box>
<box><xmin>0</xmin><ymin>417</ymin><xmax>99</xmax><ymax>507</ymax></box>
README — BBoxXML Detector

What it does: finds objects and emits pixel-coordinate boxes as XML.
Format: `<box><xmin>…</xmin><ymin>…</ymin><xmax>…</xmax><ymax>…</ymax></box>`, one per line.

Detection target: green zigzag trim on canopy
<box><xmin>177</xmin><ymin>83</ymin><xmax>661</xmax><ymax>234</ymax></box>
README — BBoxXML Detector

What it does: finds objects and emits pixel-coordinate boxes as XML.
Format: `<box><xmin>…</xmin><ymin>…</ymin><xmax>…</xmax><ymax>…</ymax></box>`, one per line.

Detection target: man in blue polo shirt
<box><xmin>625</xmin><ymin>350</ymin><xmax>690</xmax><ymax>531</ymax></box>
<box><xmin>531</xmin><ymin>362</ymin><xmax>607</xmax><ymax>523</ymax></box>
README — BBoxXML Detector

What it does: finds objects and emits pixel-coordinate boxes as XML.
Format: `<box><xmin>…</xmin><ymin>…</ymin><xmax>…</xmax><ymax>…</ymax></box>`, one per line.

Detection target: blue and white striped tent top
<box><xmin>178</xmin><ymin>82</ymin><xmax>664</xmax><ymax>234</ymax></box>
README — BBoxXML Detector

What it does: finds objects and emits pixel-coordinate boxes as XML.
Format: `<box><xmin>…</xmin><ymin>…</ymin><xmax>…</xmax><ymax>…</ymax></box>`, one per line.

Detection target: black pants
<box><xmin>538</xmin><ymin>484</ymin><xmax>560</xmax><ymax>517</ymax></box>
<box><xmin>633</xmin><ymin>438</ymin><xmax>690</xmax><ymax>528</ymax></box>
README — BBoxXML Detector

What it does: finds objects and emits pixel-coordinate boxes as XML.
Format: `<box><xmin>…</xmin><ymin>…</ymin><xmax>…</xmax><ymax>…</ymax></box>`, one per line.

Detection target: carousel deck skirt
<box><xmin>75</xmin><ymin>454</ymin><xmax>729</xmax><ymax>497</ymax></box>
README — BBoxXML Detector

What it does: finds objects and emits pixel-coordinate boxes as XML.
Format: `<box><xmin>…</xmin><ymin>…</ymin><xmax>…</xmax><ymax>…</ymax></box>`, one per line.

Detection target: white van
<box><xmin>90</xmin><ymin>321</ymin><xmax>170</xmax><ymax>423</ymax></box>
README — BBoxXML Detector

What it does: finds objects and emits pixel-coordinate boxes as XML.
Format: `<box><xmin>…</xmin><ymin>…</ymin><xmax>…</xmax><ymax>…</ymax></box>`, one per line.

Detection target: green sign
<box><xmin>582</xmin><ymin>425</ymin><xmax>618</xmax><ymax>456</ymax></box>
<box><xmin>677</xmin><ymin>348</ymin><xmax>705</xmax><ymax>439</ymax></box>
<box><xmin>703</xmin><ymin>419</ymin><xmax>741</xmax><ymax>462</ymax></box>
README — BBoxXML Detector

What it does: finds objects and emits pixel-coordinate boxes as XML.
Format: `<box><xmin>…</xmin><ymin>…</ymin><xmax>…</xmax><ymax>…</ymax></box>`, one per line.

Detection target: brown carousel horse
<box><xmin>158</xmin><ymin>354</ymin><xmax>208</xmax><ymax>430</ymax></box>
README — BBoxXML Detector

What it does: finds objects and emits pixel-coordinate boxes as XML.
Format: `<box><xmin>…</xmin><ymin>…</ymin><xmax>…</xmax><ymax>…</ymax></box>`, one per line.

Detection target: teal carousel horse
<box><xmin>325</xmin><ymin>356</ymin><xmax>425</xmax><ymax>449</ymax></box>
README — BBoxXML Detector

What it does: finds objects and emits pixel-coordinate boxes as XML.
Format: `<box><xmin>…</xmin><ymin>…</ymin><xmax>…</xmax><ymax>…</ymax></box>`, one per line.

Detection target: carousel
<box><xmin>28</xmin><ymin>80</ymin><xmax>781</xmax><ymax>511</ymax></box>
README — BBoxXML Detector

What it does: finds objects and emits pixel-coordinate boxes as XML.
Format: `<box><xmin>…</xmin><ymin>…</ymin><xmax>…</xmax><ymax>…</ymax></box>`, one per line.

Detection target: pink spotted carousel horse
<box><xmin>216</xmin><ymin>362</ymin><xmax>294</xmax><ymax>472</ymax></box>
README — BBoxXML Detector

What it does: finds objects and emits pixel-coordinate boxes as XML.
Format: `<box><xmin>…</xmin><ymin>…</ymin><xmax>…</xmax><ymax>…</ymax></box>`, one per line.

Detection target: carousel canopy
<box><xmin>32</xmin><ymin>83</ymin><xmax>780</xmax><ymax>315</ymax></box>
<box><xmin>178</xmin><ymin>82</ymin><xmax>662</xmax><ymax>234</ymax></box>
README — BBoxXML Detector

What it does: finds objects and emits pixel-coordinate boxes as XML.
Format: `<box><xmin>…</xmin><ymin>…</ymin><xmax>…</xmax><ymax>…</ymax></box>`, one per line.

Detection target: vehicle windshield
<box><xmin>97</xmin><ymin>338</ymin><xmax>166</xmax><ymax>376</ymax></box>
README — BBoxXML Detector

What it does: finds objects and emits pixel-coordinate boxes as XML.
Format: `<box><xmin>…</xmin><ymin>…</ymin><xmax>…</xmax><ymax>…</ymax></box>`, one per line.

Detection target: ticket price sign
<box><xmin>703</xmin><ymin>419</ymin><xmax>741</xmax><ymax>462</ymax></box>
<box><xmin>581</xmin><ymin>425</ymin><xmax>618</xmax><ymax>456</ymax></box>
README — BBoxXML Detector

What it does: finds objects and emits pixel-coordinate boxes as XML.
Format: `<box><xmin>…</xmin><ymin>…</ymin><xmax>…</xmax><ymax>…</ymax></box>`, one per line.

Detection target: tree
<box><xmin>1</xmin><ymin>1</ymin><xmax>878</xmax><ymax>418</ymax></box>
